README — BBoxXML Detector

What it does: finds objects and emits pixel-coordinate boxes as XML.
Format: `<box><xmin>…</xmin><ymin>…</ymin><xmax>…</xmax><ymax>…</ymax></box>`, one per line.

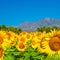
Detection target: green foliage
<box><xmin>36</xmin><ymin>26</ymin><xmax>51</xmax><ymax>32</ymax></box>
<box><xmin>0</xmin><ymin>25</ymin><xmax>59</xmax><ymax>33</ymax></box>
<box><xmin>4</xmin><ymin>45</ymin><xmax>60</xmax><ymax>60</ymax></box>
<box><xmin>36</xmin><ymin>26</ymin><xmax>60</xmax><ymax>32</ymax></box>
<box><xmin>4</xmin><ymin>55</ymin><xmax>14</xmax><ymax>60</ymax></box>
<box><xmin>4</xmin><ymin>45</ymin><xmax>47</xmax><ymax>60</ymax></box>
<box><xmin>45</xmin><ymin>54</ymin><xmax>60</xmax><ymax>60</ymax></box>
<box><xmin>0</xmin><ymin>25</ymin><xmax>22</xmax><ymax>34</ymax></box>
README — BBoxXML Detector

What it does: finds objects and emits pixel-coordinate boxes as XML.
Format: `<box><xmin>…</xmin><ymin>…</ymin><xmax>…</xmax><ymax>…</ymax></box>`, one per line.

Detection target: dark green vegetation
<box><xmin>36</xmin><ymin>26</ymin><xmax>60</xmax><ymax>32</ymax></box>
<box><xmin>0</xmin><ymin>25</ymin><xmax>60</xmax><ymax>33</ymax></box>
<box><xmin>0</xmin><ymin>25</ymin><xmax>22</xmax><ymax>34</ymax></box>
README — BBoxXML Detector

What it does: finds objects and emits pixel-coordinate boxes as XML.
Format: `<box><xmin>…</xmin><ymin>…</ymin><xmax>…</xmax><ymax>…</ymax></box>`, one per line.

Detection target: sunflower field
<box><xmin>0</xmin><ymin>26</ymin><xmax>60</xmax><ymax>60</ymax></box>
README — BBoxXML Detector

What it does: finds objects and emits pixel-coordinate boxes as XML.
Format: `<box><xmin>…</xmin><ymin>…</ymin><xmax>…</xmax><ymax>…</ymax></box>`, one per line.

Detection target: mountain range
<box><xmin>18</xmin><ymin>17</ymin><xmax>60</xmax><ymax>31</ymax></box>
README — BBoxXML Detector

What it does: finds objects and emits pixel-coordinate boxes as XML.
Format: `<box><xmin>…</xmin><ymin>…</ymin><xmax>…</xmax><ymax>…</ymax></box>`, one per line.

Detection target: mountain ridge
<box><xmin>18</xmin><ymin>17</ymin><xmax>60</xmax><ymax>31</ymax></box>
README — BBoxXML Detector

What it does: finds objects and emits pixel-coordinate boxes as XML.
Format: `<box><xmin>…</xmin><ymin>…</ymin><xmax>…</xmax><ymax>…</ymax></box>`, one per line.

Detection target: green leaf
<box><xmin>23</xmin><ymin>52</ymin><xmax>31</xmax><ymax>60</ymax></box>
<box><xmin>4</xmin><ymin>55</ymin><xmax>14</xmax><ymax>60</ymax></box>
<box><xmin>45</xmin><ymin>55</ymin><xmax>60</xmax><ymax>60</ymax></box>
<box><xmin>24</xmin><ymin>52</ymin><xmax>30</xmax><ymax>57</ymax></box>
<box><xmin>4</xmin><ymin>51</ymin><xmax>9</xmax><ymax>55</ymax></box>
<box><xmin>33</xmin><ymin>56</ymin><xmax>42</xmax><ymax>60</ymax></box>
<box><xmin>26</xmin><ymin>46</ymin><xmax>35</xmax><ymax>53</ymax></box>
<box><xmin>12</xmin><ymin>52</ymin><xmax>20</xmax><ymax>56</ymax></box>
<box><xmin>31</xmin><ymin>52</ymin><xmax>38</xmax><ymax>57</ymax></box>
<box><xmin>16</xmin><ymin>57</ymin><xmax>24</xmax><ymax>60</ymax></box>
<box><xmin>6</xmin><ymin>48</ymin><xmax>16</xmax><ymax>51</ymax></box>
<box><xmin>24</xmin><ymin>56</ymin><xmax>30</xmax><ymax>60</ymax></box>
<box><xmin>52</xmin><ymin>54</ymin><xmax>60</xmax><ymax>60</ymax></box>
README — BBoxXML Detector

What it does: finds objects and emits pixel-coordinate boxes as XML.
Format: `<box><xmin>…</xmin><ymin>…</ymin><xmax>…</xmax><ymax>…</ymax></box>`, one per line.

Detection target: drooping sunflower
<box><xmin>38</xmin><ymin>30</ymin><xmax>60</xmax><ymax>56</ymax></box>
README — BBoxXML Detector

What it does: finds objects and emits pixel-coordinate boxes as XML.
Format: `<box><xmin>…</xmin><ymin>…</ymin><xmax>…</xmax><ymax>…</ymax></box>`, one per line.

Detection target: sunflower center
<box><xmin>11</xmin><ymin>41</ymin><xmax>15</xmax><ymax>45</ymax></box>
<box><xmin>49</xmin><ymin>37</ymin><xmax>60</xmax><ymax>51</ymax></box>
<box><xmin>19</xmin><ymin>42</ymin><xmax>25</xmax><ymax>49</ymax></box>
<box><xmin>26</xmin><ymin>34</ymin><xmax>30</xmax><ymax>39</ymax></box>
<box><xmin>32</xmin><ymin>40</ymin><xmax>36</xmax><ymax>45</ymax></box>
<box><xmin>22</xmin><ymin>32</ymin><xmax>26</xmax><ymax>35</ymax></box>
<box><xmin>20</xmin><ymin>37</ymin><xmax>25</xmax><ymax>42</ymax></box>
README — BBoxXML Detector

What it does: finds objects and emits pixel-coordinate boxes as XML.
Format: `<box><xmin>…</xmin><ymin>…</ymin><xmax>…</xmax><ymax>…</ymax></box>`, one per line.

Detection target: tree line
<box><xmin>0</xmin><ymin>25</ymin><xmax>22</xmax><ymax>34</ymax></box>
<box><xmin>0</xmin><ymin>25</ymin><xmax>60</xmax><ymax>33</ymax></box>
<box><xmin>36</xmin><ymin>26</ymin><xmax>60</xmax><ymax>32</ymax></box>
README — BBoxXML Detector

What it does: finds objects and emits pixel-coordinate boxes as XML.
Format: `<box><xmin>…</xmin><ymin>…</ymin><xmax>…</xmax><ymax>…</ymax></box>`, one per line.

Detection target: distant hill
<box><xmin>18</xmin><ymin>17</ymin><xmax>60</xmax><ymax>31</ymax></box>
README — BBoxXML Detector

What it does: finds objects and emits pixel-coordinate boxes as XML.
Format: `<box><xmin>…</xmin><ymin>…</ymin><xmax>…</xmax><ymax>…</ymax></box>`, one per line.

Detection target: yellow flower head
<box><xmin>0</xmin><ymin>36</ymin><xmax>4</xmax><ymax>45</ymax></box>
<box><xmin>26</xmin><ymin>33</ymin><xmax>32</xmax><ymax>40</ymax></box>
<box><xmin>19</xmin><ymin>31</ymin><xmax>27</xmax><ymax>37</ymax></box>
<box><xmin>31</xmin><ymin>36</ymin><xmax>39</xmax><ymax>49</ymax></box>
<box><xmin>38</xmin><ymin>30</ymin><xmax>60</xmax><ymax>56</ymax></box>
<box><xmin>18</xmin><ymin>36</ymin><xmax>27</xmax><ymax>45</ymax></box>
<box><xmin>0</xmin><ymin>47</ymin><xmax>4</xmax><ymax>60</ymax></box>
<box><xmin>16</xmin><ymin>42</ymin><xmax>26</xmax><ymax>51</ymax></box>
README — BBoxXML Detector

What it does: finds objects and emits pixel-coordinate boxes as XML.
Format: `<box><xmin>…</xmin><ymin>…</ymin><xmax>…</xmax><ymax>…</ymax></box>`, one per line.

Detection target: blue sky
<box><xmin>0</xmin><ymin>0</ymin><xmax>60</xmax><ymax>26</ymax></box>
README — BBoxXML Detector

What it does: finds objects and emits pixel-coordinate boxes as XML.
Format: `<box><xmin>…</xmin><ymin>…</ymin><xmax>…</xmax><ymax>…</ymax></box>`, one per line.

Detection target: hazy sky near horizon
<box><xmin>0</xmin><ymin>0</ymin><xmax>60</xmax><ymax>26</ymax></box>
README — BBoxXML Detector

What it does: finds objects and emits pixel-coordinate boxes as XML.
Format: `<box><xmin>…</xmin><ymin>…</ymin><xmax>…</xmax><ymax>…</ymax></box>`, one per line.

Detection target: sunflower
<box><xmin>16</xmin><ymin>32</ymin><xmax>30</xmax><ymax>51</ymax></box>
<box><xmin>10</xmin><ymin>33</ymin><xmax>18</xmax><ymax>46</ymax></box>
<box><xmin>31</xmin><ymin>36</ymin><xmax>39</xmax><ymax>49</ymax></box>
<box><xmin>37</xmin><ymin>31</ymin><xmax>47</xmax><ymax>42</ymax></box>
<box><xmin>0</xmin><ymin>36</ymin><xmax>4</xmax><ymax>45</ymax></box>
<box><xmin>31</xmin><ymin>31</ymin><xmax>46</xmax><ymax>49</ymax></box>
<box><xmin>19</xmin><ymin>32</ymin><xmax>27</xmax><ymax>37</ymax></box>
<box><xmin>4</xmin><ymin>31</ymin><xmax>18</xmax><ymax>46</ymax></box>
<box><xmin>35</xmin><ymin>31</ymin><xmax>41</xmax><ymax>36</ymax></box>
<box><xmin>48</xmin><ymin>29</ymin><xmax>60</xmax><ymax>38</ymax></box>
<box><xmin>18</xmin><ymin>36</ymin><xmax>28</xmax><ymax>45</ymax></box>
<box><xmin>0</xmin><ymin>47</ymin><xmax>4</xmax><ymax>60</ymax></box>
<box><xmin>38</xmin><ymin>30</ymin><xmax>60</xmax><ymax>56</ymax></box>
<box><xmin>16</xmin><ymin>42</ymin><xmax>26</xmax><ymax>51</ymax></box>
<box><xmin>5</xmin><ymin>31</ymin><xmax>11</xmax><ymax>40</ymax></box>
<box><xmin>0</xmin><ymin>31</ymin><xmax>15</xmax><ymax>49</ymax></box>
<box><xmin>0</xmin><ymin>31</ymin><xmax>7</xmax><ymax>45</ymax></box>
<box><xmin>30</xmin><ymin>32</ymin><xmax>35</xmax><ymax>36</ymax></box>
<box><xmin>14</xmin><ymin>33</ymin><xmax>19</xmax><ymax>40</ymax></box>
<box><xmin>10</xmin><ymin>40</ymin><xmax>16</xmax><ymax>46</ymax></box>
<box><xmin>0</xmin><ymin>33</ymin><xmax>9</xmax><ymax>50</ymax></box>
<box><xmin>26</xmin><ymin>33</ymin><xmax>32</xmax><ymax>41</ymax></box>
<box><xmin>1</xmin><ymin>38</ymin><xmax>11</xmax><ymax>50</ymax></box>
